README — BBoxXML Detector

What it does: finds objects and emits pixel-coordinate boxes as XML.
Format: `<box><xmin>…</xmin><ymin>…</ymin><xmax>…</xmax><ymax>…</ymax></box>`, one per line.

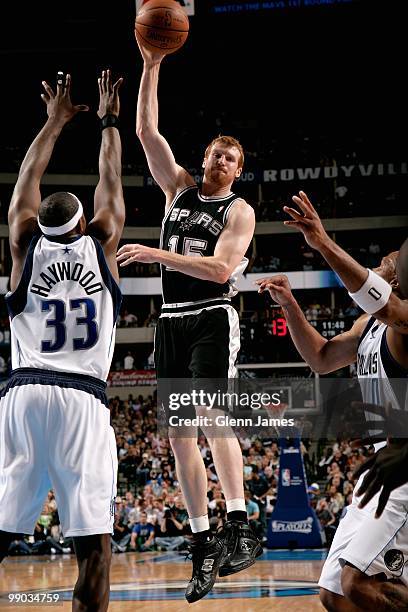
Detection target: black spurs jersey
<box><xmin>160</xmin><ymin>185</ymin><xmax>249</xmax><ymax>304</ymax></box>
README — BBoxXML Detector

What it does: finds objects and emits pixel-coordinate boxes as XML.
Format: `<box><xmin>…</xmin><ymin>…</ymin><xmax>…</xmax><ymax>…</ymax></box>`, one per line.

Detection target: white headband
<box><xmin>38</xmin><ymin>193</ymin><xmax>84</xmax><ymax>236</ymax></box>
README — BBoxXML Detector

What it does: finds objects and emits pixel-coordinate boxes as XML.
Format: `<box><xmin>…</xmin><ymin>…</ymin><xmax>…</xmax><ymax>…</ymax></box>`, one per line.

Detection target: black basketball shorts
<box><xmin>154</xmin><ymin>303</ymin><xmax>240</xmax><ymax>379</ymax></box>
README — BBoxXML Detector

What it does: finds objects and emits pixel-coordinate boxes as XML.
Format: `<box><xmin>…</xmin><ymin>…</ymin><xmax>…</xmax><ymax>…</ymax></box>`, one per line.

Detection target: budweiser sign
<box><xmin>107</xmin><ymin>370</ymin><xmax>157</xmax><ymax>387</ymax></box>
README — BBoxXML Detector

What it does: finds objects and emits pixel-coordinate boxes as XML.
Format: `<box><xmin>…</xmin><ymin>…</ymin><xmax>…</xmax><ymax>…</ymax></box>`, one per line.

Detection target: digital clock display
<box><xmin>310</xmin><ymin>319</ymin><xmax>347</xmax><ymax>338</ymax></box>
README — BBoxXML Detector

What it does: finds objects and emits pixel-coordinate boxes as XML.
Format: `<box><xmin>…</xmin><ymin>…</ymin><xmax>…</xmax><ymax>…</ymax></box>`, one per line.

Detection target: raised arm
<box><xmin>87</xmin><ymin>70</ymin><xmax>125</xmax><ymax>282</ymax></box>
<box><xmin>117</xmin><ymin>200</ymin><xmax>255</xmax><ymax>282</ymax></box>
<box><xmin>135</xmin><ymin>42</ymin><xmax>194</xmax><ymax>203</ymax></box>
<box><xmin>283</xmin><ymin>191</ymin><xmax>408</xmax><ymax>334</ymax></box>
<box><xmin>256</xmin><ymin>274</ymin><xmax>370</xmax><ymax>374</ymax></box>
<box><xmin>8</xmin><ymin>74</ymin><xmax>88</xmax><ymax>290</ymax></box>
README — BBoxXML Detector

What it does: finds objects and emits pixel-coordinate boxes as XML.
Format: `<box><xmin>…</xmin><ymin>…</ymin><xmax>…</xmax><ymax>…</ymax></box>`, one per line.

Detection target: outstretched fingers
<box><xmin>299</xmin><ymin>190</ymin><xmax>316</xmax><ymax>210</ymax></box>
<box><xmin>356</xmin><ymin>467</ymin><xmax>377</xmax><ymax>499</ymax></box>
<box><xmin>374</xmin><ymin>486</ymin><xmax>391</xmax><ymax>517</ymax></box>
<box><xmin>41</xmin><ymin>80</ymin><xmax>55</xmax><ymax>101</ymax></box>
<box><xmin>293</xmin><ymin>191</ymin><xmax>316</xmax><ymax>213</ymax></box>
<box><xmin>117</xmin><ymin>253</ymin><xmax>135</xmax><ymax>267</ymax></box>
<box><xmin>116</xmin><ymin>244</ymin><xmax>132</xmax><ymax>257</ymax></box>
<box><xmin>58</xmin><ymin>73</ymin><xmax>72</xmax><ymax>99</ymax></box>
<box><xmin>258</xmin><ymin>281</ymin><xmax>285</xmax><ymax>294</ymax></box>
<box><xmin>357</xmin><ymin>477</ymin><xmax>382</xmax><ymax>510</ymax></box>
<box><xmin>116</xmin><ymin>244</ymin><xmax>136</xmax><ymax>264</ymax></box>
<box><xmin>99</xmin><ymin>70</ymin><xmax>108</xmax><ymax>94</ymax></box>
<box><xmin>283</xmin><ymin>205</ymin><xmax>304</xmax><ymax>220</ymax></box>
<box><xmin>105</xmin><ymin>69</ymin><xmax>112</xmax><ymax>93</ymax></box>
<box><xmin>113</xmin><ymin>77</ymin><xmax>124</xmax><ymax>93</ymax></box>
<box><xmin>56</xmin><ymin>72</ymin><xmax>65</xmax><ymax>97</ymax></box>
<box><xmin>354</xmin><ymin>453</ymin><xmax>377</xmax><ymax>483</ymax></box>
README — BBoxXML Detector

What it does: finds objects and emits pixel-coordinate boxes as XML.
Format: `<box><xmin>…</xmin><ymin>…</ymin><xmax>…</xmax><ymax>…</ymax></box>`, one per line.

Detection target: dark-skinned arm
<box><xmin>86</xmin><ymin>70</ymin><xmax>125</xmax><ymax>283</ymax></box>
<box><xmin>354</xmin><ymin>440</ymin><xmax>408</xmax><ymax>517</ymax></box>
<box><xmin>256</xmin><ymin>274</ymin><xmax>370</xmax><ymax>374</ymax></box>
<box><xmin>283</xmin><ymin>191</ymin><xmax>408</xmax><ymax>334</ymax></box>
<box><xmin>8</xmin><ymin>74</ymin><xmax>88</xmax><ymax>290</ymax></box>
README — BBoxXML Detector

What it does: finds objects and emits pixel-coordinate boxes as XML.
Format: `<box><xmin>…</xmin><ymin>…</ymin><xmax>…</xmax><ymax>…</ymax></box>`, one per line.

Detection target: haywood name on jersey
<box><xmin>30</xmin><ymin>262</ymin><xmax>103</xmax><ymax>297</ymax></box>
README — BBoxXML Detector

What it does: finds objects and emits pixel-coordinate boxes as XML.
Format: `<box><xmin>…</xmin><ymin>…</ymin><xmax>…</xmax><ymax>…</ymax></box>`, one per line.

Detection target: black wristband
<box><xmin>100</xmin><ymin>114</ymin><xmax>120</xmax><ymax>131</ymax></box>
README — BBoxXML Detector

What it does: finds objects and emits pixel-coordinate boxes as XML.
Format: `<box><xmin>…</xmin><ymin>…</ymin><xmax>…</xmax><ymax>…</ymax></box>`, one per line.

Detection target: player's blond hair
<box><xmin>204</xmin><ymin>135</ymin><xmax>245</xmax><ymax>169</ymax></box>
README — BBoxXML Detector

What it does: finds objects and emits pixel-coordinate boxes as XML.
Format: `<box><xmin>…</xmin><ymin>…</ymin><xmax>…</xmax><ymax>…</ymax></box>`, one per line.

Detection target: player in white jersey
<box><xmin>354</xmin><ymin>237</ymin><xmax>408</xmax><ymax>516</ymax></box>
<box><xmin>256</xmin><ymin>192</ymin><xmax>408</xmax><ymax>611</ymax></box>
<box><xmin>0</xmin><ymin>70</ymin><xmax>125</xmax><ymax>611</ymax></box>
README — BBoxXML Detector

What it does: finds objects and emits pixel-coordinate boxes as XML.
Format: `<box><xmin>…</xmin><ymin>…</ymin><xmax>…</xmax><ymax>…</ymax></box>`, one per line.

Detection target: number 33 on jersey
<box><xmin>6</xmin><ymin>234</ymin><xmax>121</xmax><ymax>381</ymax></box>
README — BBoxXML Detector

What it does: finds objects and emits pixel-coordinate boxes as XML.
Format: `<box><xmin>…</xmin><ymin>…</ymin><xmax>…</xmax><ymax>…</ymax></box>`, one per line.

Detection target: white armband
<box><xmin>348</xmin><ymin>269</ymin><xmax>392</xmax><ymax>314</ymax></box>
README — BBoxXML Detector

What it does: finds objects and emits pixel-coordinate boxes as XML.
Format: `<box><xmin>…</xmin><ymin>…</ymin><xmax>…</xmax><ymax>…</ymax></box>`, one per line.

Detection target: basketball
<box><xmin>135</xmin><ymin>0</ymin><xmax>189</xmax><ymax>55</ymax></box>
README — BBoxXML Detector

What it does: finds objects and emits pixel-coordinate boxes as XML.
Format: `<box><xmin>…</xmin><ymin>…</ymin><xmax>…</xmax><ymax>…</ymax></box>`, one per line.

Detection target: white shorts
<box><xmin>0</xmin><ymin>376</ymin><xmax>117</xmax><ymax>537</ymax></box>
<box><xmin>319</xmin><ymin>473</ymin><xmax>408</xmax><ymax>595</ymax></box>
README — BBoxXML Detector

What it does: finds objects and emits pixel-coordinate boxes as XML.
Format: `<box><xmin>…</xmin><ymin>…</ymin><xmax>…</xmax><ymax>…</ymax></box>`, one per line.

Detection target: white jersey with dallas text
<box><xmin>6</xmin><ymin>234</ymin><xmax>121</xmax><ymax>381</ymax></box>
<box><xmin>357</xmin><ymin>316</ymin><xmax>407</xmax><ymax>440</ymax></box>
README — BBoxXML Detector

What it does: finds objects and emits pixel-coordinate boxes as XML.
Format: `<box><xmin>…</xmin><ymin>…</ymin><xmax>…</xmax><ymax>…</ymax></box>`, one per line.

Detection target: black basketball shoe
<box><xmin>218</xmin><ymin>520</ymin><xmax>263</xmax><ymax>577</ymax></box>
<box><xmin>185</xmin><ymin>535</ymin><xmax>228</xmax><ymax>603</ymax></box>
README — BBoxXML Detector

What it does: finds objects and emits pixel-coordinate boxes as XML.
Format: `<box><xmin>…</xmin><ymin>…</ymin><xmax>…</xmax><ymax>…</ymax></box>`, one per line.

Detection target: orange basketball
<box><xmin>135</xmin><ymin>0</ymin><xmax>189</xmax><ymax>55</ymax></box>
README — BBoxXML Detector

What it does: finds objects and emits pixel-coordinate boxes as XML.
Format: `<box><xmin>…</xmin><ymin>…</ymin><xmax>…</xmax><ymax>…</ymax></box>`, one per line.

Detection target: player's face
<box><xmin>203</xmin><ymin>145</ymin><xmax>242</xmax><ymax>185</ymax></box>
<box><xmin>373</xmin><ymin>251</ymin><xmax>399</xmax><ymax>290</ymax></box>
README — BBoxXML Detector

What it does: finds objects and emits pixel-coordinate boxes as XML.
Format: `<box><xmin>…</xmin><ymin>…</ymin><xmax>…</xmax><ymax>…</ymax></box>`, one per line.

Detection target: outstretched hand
<box><xmin>97</xmin><ymin>69</ymin><xmax>123</xmax><ymax>119</ymax></box>
<box><xmin>354</xmin><ymin>441</ymin><xmax>408</xmax><ymax>517</ymax></box>
<box><xmin>283</xmin><ymin>191</ymin><xmax>329</xmax><ymax>251</ymax></box>
<box><xmin>117</xmin><ymin>243</ymin><xmax>158</xmax><ymax>266</ymax></box>
<box><xmin>255</xmin><ymin>274</ymin><xmax>295</xmax><ymax>307</ymax></box>
<box><xmin>41</xmin><ymin>73</ymin><xmax>89</xmax><ymax>124</ymax></box>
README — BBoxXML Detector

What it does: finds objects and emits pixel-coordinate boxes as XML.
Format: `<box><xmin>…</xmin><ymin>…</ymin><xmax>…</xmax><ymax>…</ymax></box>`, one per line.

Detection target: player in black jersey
<box><xmin>117</xmin><ymin>44</ymin><xmax>261</xmax><ymax>602</ymax></box>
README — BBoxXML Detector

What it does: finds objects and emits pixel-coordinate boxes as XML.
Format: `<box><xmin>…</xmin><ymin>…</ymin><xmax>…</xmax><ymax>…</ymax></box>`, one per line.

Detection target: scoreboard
<box><xmin>309</xmin><ymin>318</ymin><xmax>348</xmax><ymax>339</ymax></box>
<box><xmin>239</xmin><ymin>314</ymin><xmax>354</xmax><ymax>363</ymax></box>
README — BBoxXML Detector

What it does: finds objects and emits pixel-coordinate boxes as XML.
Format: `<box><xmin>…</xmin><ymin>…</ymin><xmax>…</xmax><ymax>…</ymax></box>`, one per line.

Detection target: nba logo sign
<box><xmin>282</xmin><ymin>468</ymin><xmax>291</xmax><ymax>487</ymax></box>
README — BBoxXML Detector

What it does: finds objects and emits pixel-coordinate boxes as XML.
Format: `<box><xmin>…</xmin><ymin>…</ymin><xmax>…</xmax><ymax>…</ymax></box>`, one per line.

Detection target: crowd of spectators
<box><xmin>116</xmin><ymin>309</ymin><xmax>159</xmax><ymax>329</ymax></box>
<box><xmin>311</xmin><ymin>440</ymin><xmax>373</xmax><ymax>547</ymax></box>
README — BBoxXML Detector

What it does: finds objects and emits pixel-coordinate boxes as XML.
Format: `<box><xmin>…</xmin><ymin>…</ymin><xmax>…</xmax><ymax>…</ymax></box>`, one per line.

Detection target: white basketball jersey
<box><xmin>6</xmin><ymin>234</ymin><xmax>121</xmax><ymax>381</ymax></box>
<box><xmin>357</xmin><ymin>317</ymin><xmax>407</xmax><ymax>443</ymax></box>
<box><xmin>357</xmin><ymin>316</ymin><xmax>407</xmax><ymax>409</ymax></box>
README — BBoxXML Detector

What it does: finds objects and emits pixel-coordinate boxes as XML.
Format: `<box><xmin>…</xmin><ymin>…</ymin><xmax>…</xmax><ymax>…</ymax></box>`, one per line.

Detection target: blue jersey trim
<box><xmin>42</xmin><ymin>234</ymin><xmax>83</xmax><ymax>244</ymax></box>
<box><xmin>0</xmin><ymin>367</ymin><xmax>108</xmax><ymax>407</ymax></box>
<box><xmin>6</xmin><ymin>234</ymin><xmax>41</xmax><ymax>320</ymax></box>
<box><xmin>91</xmin><ymin>237</ymin><xmax>122</xmax><ymax>324</ymax></box>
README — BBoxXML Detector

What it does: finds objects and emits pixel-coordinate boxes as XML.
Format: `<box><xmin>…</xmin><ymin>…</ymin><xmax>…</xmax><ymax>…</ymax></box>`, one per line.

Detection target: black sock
<box><xmin>227</xmin><ymin>511</ymin><xmax>248</xmax><ymax>523</ymax></box>
<box><xmin>192</xmin><ymin>529</ymin><xmax>212</xmax><ymax>543</ymax></box>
